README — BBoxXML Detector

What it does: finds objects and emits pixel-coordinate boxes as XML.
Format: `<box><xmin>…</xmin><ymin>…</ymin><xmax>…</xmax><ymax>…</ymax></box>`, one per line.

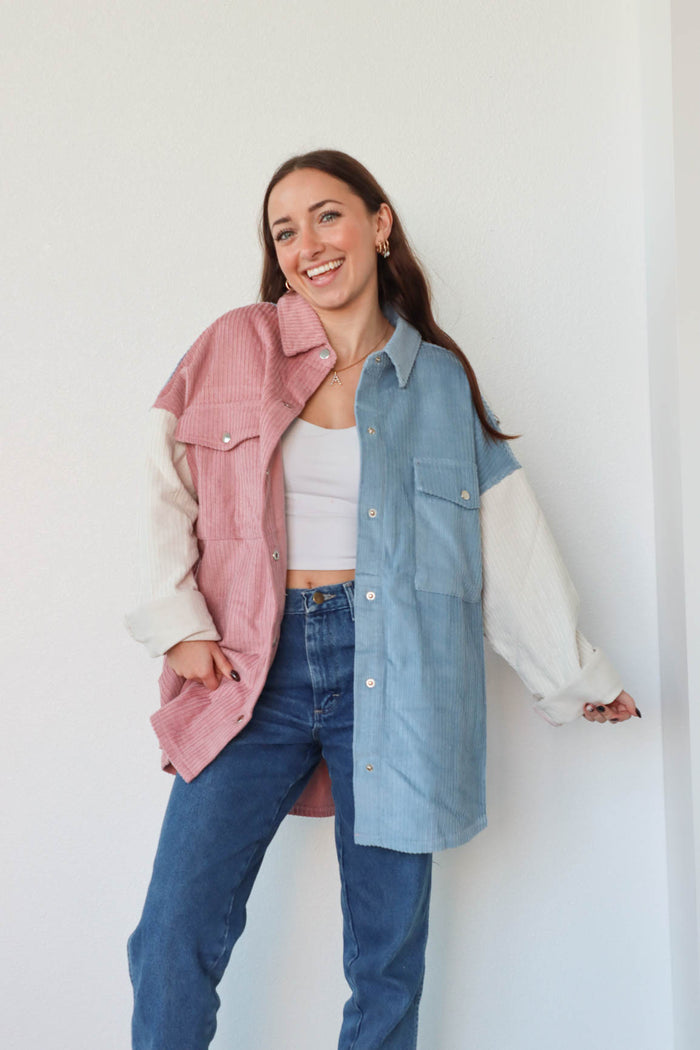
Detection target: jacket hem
<box><xmin>150</xmin><ymin>720</ymin><xmax>199</xmax><ymax>783</ymax></box>
<box><xmin>287</xmin><ymin>805</ymin><xmax>335</xmax><ymax>818</ymax></box>
<box><xmin>352</xmin><ymin>813</ymin><xmax>488</xmax><ymax>854</ymax></box>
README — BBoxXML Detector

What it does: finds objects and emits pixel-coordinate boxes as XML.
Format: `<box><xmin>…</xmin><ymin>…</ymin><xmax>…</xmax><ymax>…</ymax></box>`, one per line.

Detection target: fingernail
<box><xmin>635</xmin><ymin>707</ymin><xmax>642</xmax><ymax>718</ymax></box>
<box><xmin>585</xmin><ymin>704</ymin><xmax>594</xmax><ymax>712</ymax></box>
<box><xmin>230</xmin><ymin>669</ymin><xmax>240</xmax><ymax>681</ymax></box>
<box><xmin>596</xmin><ymin>706</ymin><xmax>606</xmax><ymax>712</ymax></box>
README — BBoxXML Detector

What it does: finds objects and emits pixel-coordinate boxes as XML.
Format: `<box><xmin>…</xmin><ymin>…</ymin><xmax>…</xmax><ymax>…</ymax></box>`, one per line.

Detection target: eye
<box><xmin>274</xmin><ymin>210</ymin><xmax>341</xmax><ymax>243</ymax></box>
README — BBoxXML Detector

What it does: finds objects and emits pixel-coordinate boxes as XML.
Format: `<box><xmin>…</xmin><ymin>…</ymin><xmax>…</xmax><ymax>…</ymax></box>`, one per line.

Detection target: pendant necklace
<box><xmin>329</xmin><ymin>321</ymin><xmax>392</xmax><ymax>386</ymax></box>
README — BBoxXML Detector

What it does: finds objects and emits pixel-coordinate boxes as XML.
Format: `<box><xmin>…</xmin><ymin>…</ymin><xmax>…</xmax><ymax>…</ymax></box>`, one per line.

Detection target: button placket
<box><xmin>353</xmin><ymin>376</ymin><xmax>385</xmax><ymax>798</ymax></box>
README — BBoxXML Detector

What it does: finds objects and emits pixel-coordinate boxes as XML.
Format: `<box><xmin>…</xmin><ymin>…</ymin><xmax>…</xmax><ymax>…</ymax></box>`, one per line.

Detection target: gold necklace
<box><xmin>329</xmin><ymin>321</ymin><xmax>391</xmax><ymax>386</ymax></box>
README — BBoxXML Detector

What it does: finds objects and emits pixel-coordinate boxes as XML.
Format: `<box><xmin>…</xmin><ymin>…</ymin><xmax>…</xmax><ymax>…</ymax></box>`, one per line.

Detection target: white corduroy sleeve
<box><xmin>480</xmin><ymin>466</ymin><xmax>623</xmax><ymax>725</ymax></box>
<box><xmin>124</xmin><ymin>407</ymin><xmax>221</xmax><ymax>657</ymax></box>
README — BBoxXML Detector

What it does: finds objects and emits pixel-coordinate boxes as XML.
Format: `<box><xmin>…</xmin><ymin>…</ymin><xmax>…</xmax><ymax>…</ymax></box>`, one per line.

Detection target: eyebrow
<box><xmin>270</xmin><ymin>199</ymin><xmax>344</xmax><ymax>229</ymax></box>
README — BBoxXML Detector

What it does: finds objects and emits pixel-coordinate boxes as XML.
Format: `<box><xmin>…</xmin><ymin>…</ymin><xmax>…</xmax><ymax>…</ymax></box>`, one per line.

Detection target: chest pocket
<box><xmin>413</xmin><ymin>457</ymin><xmax>482</xmax><ymax>602</ymax></box>
<box><xmin>174</xmin><ymin>400</ymin><xmax>261</xmax><ymax>450</ymax></box>
<box><xmin>174</xmin><ymin>400</ymin><xmax>262</xmax><ymax>538</ymax></box>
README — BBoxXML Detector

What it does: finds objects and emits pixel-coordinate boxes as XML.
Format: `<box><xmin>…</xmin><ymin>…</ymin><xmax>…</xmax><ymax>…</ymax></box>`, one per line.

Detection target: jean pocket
<box><xmin>413</xmin><ymin>457</ymin><xmax>482</xmax><ymax>602</ymax></box>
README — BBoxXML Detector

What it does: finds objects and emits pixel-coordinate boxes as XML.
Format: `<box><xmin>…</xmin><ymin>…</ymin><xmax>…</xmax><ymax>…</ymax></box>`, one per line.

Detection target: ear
<box><xmin>375</xmin><ymin>202</ymin><xmax>393</xmax><ymax>241</ymax></box>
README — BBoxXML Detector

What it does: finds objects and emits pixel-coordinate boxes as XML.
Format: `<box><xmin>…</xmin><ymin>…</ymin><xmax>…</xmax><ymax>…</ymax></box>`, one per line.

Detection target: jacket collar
<box><xmin>276</xmin><ymin>291</ymin><xmax>421</xmax><ymax>389</ymax></box>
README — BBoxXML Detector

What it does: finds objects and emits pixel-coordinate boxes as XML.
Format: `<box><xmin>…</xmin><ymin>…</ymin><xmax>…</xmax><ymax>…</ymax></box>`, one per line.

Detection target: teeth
<box><xmin>306</xmin><ymin>259</ymin><xmax>343</xmax><ymax>278</ymax></box>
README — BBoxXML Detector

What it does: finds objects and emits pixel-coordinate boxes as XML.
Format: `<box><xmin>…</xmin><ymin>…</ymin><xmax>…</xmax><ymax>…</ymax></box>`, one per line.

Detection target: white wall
<box><xmin>2</xmin><ymin>2</ymin><xmax>689</xmax><ymax>1048</ymax></box>
<box><xmin>647</xmin><ymin>0</ymin><xmax>700</xmax><ymax>1042</ymax></box>
<box><xmin>672</xmin><ymin>0</ymin><xmax>700</xmax><ymax>972</ymax></box>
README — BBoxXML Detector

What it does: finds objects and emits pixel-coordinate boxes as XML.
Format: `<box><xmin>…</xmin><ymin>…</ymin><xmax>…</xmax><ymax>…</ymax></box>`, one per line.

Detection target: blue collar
<box><xmin>379</xmin><ymin>302</ymin><xmax>421</xmax><ymax>389</ymax></box>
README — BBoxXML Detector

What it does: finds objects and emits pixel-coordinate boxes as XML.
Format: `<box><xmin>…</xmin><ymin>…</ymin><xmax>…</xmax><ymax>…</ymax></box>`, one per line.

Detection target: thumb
<box><xmin>211</xmin><ymin>644</ymin><xmax>240</xmax><ymax>683</ymax></box>
<box><xmin>613</xmin><ymin>690</ymin><xmax>640</xmax><ymax>718</ymax></box>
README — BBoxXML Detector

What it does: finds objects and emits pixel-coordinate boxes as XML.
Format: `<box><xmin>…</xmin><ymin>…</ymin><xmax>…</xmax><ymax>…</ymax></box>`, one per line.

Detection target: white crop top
<box><xmin>280</xmin><ymin>417</ymin><xmax>361</xmax><ymax>569</ymax></box>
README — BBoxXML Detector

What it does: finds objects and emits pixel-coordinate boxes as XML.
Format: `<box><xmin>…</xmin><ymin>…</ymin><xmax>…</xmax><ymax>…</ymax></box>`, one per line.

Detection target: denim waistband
<box><xmin>283</xmin><ymin>579</ymin><xmax>355</xmax><ymax>617</ymax></box>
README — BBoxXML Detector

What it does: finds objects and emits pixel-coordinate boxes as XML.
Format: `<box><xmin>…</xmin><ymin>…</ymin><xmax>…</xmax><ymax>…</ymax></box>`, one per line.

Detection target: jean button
<box><xmin>312</xmin><ymin>590</ymin><xmax>325</xmax><ymax>604</ymax></box>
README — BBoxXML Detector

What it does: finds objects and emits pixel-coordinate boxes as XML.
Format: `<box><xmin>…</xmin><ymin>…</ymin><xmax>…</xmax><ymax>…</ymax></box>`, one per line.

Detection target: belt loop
<box><xmin>343</xmin><ymin>580</ymin><xmax>355</xmax><ymax>622</ymax></box>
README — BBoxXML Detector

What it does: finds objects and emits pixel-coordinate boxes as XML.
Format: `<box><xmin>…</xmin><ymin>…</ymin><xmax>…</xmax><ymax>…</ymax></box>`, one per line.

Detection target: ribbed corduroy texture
<box><xmin>480</xmin><ymin>468</ymin><xmax>623</xmax><ymax>724</ymax></box>
<box><xmin>125</xmin><ymin>292</ymin><xmax>623</xmax><ymax>852</ymax></box>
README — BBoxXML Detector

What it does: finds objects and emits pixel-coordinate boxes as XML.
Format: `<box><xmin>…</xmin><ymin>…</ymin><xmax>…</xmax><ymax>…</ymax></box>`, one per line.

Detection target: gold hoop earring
<box><xmin>376</xmin><ymin>239</ymin><xmax>390</xmax><ymax>259</ymax></box>
<box><xmin>285</xmin><ymin>279</ymin><xmax>292</xmax><ymax>291</ymax></box>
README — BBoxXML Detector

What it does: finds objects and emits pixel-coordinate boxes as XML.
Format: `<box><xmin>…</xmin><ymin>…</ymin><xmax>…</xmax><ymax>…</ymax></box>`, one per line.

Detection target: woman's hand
<box><xmin>583</xmin><ymin>690</ymin><xmax>641</xmax><ymax>724</ymax></box>
<box><xmin>165</xmin><ymin>639</ymin><xmax>240</xmax><ymax>692</ymax></box>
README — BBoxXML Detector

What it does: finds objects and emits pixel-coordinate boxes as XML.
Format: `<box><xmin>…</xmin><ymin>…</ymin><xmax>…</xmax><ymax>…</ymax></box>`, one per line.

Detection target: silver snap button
<box><xmin>236</xmin><ymin>715</ymin><xmax>245</xmax><ymax>723</ymax></box>
<box><xmin>282</xmin><ymin>401</ymin><xmax>292</xmax><ymax>409</ymax></box>
<box><xmin>460</xmin><ymin>490</ymin><xmax>470</xmax><ymax>501</ymax></box>
<box><xmin>374</xmin><ymin>355</ymin><xmax>381</xmax><ymax>362</ymax></box>
<box><xmin>272</xmin><ymin>549</ymin><xmax>280</xmax><ymax>560</ymax></box>
<box><xmin>365</xmin><ymin>764</ymin><xmax>374</xmax><ymax>772</ymax></box>
<box><xmin>222</xmin><ymin>432</ymin><xmax>232</xmax><ymax>444</ymax></box>
<box><xmin>368</xmin><ymin>508</ymin><xmax>377</xmax><ymax>518</ymax></box>
<box><xmin>367</xmin><ymin>427</ymin><xmax>375</xmax><ymax>435</ymax></box>
<box><xmin>366</xmin><ymin>678</ymin><xmax>375</xmax><ymax>688</ymax></box>
<box><xmin>320</xmin><ymin>347</ymin><xmax>330</xmax><ymax>359</ymax></box>
<box><xmin>366</xmin><ymin>591</ymin><xmax>375</xmax><ymax>600</ymax></box>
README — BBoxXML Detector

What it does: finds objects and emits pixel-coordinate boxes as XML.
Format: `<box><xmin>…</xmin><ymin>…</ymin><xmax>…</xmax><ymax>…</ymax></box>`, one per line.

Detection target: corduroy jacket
<box><xmin>125</xmin><ymin>291</ymin><xmax>623</xmax><ymax>852</ymax></box>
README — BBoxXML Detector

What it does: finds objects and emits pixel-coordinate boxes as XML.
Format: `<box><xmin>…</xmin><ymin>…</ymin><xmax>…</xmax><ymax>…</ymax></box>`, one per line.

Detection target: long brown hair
<box><xmin>258</xmin><ymin>149</ymin><xmax>518</xmax><ymax>443</ymax></box>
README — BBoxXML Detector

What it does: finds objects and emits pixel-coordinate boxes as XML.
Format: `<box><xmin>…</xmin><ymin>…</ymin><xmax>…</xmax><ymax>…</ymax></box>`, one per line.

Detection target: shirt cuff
<box><xmin>532</xmin><ymin>646</ymin><xmax>624</xmax><ymax>726</ymax></box>
<box><xmin>124</xmin><ymin>589</ymin><xmax>221</xmax><ymax>658</ymax></box>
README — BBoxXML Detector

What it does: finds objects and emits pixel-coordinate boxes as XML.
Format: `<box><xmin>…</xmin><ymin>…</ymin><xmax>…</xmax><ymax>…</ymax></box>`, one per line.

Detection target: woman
<box><xmin>125</xmin><ymin>149</ymin><xmax>639</xmax><ymax>1050</ymax></box>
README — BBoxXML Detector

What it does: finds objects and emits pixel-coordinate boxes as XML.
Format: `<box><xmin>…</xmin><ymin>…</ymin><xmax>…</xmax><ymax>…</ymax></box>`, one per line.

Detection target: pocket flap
<box><xmin>414</xmin><ymin>457</ymin><xmax>480</xmax><ymax>508</ymax></box>
<box><xmin>174</xmin><ymin>400</ymin><xmax>261</xmax><ymax>451</ymax></box>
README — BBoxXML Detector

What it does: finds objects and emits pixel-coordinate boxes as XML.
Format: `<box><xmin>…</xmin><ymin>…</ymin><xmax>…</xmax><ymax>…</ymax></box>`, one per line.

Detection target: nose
<box><xmin>298</xmin><ymin>224</ymin><xmax>323</xmax><ymax>257</ymax></box>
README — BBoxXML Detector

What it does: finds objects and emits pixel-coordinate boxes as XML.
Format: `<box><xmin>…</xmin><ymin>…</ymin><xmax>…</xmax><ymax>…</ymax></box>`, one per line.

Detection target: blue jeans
<box><xmin>128</xmin><ymin>580</ymin><xmax>433</xmax><ymax>1049</ymax></box>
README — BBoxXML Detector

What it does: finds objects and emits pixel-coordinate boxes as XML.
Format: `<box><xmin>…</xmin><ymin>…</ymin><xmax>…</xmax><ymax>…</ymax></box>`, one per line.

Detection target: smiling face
<box><xmin>267</xmin><ymin>168</ymin><xmax>391</xmax><ymax>316</ymax></box>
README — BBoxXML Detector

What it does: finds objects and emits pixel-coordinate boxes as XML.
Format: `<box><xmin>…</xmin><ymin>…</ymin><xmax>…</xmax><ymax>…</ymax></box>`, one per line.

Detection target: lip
<box><xmin>304</xmin><ymin>258</ymin><xmax>344</xmax><ymax>284</ymax></box>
